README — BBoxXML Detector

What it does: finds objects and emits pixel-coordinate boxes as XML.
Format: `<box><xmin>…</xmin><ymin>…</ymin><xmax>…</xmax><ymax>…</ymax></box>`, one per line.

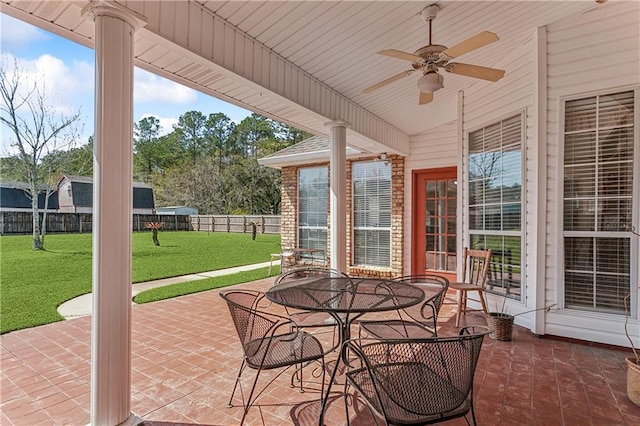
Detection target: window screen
<box><xmin>468</xmin><ymin>114</ymin><xmax>523</xmax><ymax>300</ymax></box>
<box><xmin>563</xmin><ymin>91</ymin><xmax>635</xmax><ymax>313</ymax></box>
<box><xmin>353</xmin><ymin>161</ymin><xmax>391</xmax><ymax>267</ymax></box>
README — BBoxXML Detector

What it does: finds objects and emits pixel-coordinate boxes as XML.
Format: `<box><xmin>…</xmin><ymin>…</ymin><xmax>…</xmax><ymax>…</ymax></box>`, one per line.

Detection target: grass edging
<box><xmin>133</xmin><ymin>267</ymin><xmax>276</xmax><ymax>304</ymax></box>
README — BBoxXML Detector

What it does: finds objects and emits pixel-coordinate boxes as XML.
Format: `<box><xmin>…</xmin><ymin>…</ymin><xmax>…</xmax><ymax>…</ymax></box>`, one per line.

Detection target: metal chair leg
<box><xmin>227</xmin><ymin>359</ymin><xmax>246</xmax><ymax>408</ymax></box>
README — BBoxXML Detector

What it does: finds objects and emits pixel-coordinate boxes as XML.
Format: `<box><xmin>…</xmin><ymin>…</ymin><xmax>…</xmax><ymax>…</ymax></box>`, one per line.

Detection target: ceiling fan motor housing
<box><xmin>412</xmin><ymin>44</ymin><xmax>449</xmax><ymax>68</ymax></box>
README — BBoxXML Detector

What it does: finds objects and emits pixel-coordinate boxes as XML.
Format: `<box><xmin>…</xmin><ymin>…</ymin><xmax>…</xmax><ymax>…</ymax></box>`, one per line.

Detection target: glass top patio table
<box><xmin>266</xmin><ymin>276</ymin><xmax>425</xmax><ymax>425</ymax></box>
<box><xmin>265</xmin><ymin>276</ymin><xmax>425</xmax><ymax>314</ymax></box>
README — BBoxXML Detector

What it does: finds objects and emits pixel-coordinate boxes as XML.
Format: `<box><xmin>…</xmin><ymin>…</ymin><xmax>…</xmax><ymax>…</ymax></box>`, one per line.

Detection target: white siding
<box><xmin>403</xmin><ymin>122</ymin><xmax>458</xmax><ymax>273</ymax></box>
<box><xmin>461</xmin><ymin>35</ymin><xmax>536</xmax><ymax>327</ymax></box>
<box><xmin>544</xmin><ymin>1</ymin><xmax>640</xmax><ymax>346</ymax></box>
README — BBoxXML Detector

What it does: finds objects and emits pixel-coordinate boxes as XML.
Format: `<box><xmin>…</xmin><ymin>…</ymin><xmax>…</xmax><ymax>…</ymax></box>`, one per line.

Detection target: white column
<box><xmin>82</xmin><ymin>2</ymin><xmax>145</xmax><ymax>425</ymax></box>
<box><xmin>326</xmin><ymin>120</ymin><xmax>350</xmax><ymax>273</ymax></box>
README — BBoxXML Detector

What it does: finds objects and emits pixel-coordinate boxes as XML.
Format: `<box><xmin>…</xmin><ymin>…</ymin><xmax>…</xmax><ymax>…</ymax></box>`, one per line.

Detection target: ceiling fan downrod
<box><xmin>420</xmin><ymin>4</ymin><xmax>440</xmax><ymax>46</ymax></box>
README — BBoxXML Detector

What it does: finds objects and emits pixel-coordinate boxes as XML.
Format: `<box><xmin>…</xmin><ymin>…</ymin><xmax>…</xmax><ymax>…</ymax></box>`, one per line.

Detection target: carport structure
<box><xmin>1</xmin><ymin>1</ymin><xmax>638</xmax><ymax>424</ymax></box>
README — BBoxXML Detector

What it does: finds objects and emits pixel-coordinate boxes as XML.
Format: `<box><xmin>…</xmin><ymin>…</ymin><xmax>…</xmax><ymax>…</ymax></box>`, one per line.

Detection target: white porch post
<box><xmin>82</xmin><ymin>2</ymin><xmax>145</xmax><ymax>425</ymax></box>
<box><xmin>326</xmin><ymin>120</ymin><xmax>350</xmax><ymax>273</ymax></box>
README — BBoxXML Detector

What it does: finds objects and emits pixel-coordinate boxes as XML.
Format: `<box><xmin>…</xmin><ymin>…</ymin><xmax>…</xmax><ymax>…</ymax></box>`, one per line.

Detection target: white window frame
<box><xmin>557</xmin><ymin>87</ymin><xmax>639</xmax><ymax>316</ymax></box>
<box><xmin>466</xmin><ymin>111</ymin><xmax>526</xmax><ymax>302</ymax></box>
<box><xmin>352</xmin><ymin>160</ymin><xmax>392</xmax><ymax>268</ymax></box>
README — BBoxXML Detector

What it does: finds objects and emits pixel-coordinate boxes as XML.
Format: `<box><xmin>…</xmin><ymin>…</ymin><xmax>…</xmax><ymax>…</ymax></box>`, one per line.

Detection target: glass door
<box><xmin>412</xmin><ymin>167</ymin><xmax>457</xmax><ymax>279</ymax></box>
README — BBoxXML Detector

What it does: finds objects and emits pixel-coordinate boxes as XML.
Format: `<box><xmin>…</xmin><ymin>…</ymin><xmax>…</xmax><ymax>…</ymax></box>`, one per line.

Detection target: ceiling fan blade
<box><xmin>378</xmin><ymin>49</ymin><xmax>423</xmax><ymax>62</ymax></box>
<box><xmin>362</xmin><ymin>70</ymin><xmax>415</xmax><ymax>94</ymax></box>
<box><xmin>446</xmin><ymin>63</ymin><xmax>505</xmax><ymax>82</ymax></box>
<box><xmin>441</xmin><ymin>31</ymin><xmax>499</xmax><ymax>59</ymax></box>
<box><xmin>419</xmin><ymin>92</ymin><xmax>433</xmax><ymax>105</ymax></box>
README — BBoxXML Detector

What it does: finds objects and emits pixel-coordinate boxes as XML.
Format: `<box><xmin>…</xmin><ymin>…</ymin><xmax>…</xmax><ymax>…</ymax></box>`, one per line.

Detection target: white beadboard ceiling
<box><xmin>1</xmin><ymin>0</ymin><xmax>601</xmax><ymax>153</ymax></box>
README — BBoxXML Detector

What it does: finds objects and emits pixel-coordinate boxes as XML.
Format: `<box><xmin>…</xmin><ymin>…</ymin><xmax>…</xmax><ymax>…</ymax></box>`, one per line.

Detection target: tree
<box><xmin>204</xmin><ymin>112</ymin><xmax>236</xmax><ymax>165</ymax></box>
<box><xmin>0</xmin><ymin>56</ymin><xmax>82</xmax><ymax>250</ymax></box>
<box><xmin>175</xmin><ymin>110</ymin><xmax>207</xmax><ymax>161</ymax></box>
<box><xmin>133</xmin><ymin>116</ymin><xmax>161</xmax><ymax>181</ymax></box>
<box><xmin>233</xmin><ymin>114</ymin><xmax>277</xmax><ymax>158</ymax></box>
<box><xmin>40</xmin><ymin>138</ymin><xmax>93</xmax><ymax>177</ymax></box>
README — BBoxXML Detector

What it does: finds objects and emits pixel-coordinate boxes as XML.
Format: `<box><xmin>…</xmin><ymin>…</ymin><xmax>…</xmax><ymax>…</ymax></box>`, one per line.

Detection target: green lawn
<box><xmin>0</xmin><ymin>231</ymin><xmax>281</xmax><ymax>334</ymax></box>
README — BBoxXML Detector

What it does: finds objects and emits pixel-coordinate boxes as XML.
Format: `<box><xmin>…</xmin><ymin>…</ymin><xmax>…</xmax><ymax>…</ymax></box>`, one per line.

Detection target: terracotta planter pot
<box><xmin>485</xmin><ymin>312</ymin><xmax>514</xmax><ymax>341</ymax></box>
<box><xmin>627</xmin><ymin>357</ymin><xmax>640</xmax><ymax>407</ymax></box>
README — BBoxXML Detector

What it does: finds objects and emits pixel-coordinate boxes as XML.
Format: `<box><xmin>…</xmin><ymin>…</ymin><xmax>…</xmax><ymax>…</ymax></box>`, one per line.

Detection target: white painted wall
<box><xmin>544</xmin><ymin>1</ymin><xmax>640</xmax><ymax>346</ymax></box>
<box><xmin>460</xmin><ymin>33</ymin><xmax>537</xmax><ymax>328</ymax></box>
<box><xmin>389</xmin><ymin>1</ymin><xmax>638</xmax><ymax>346</ymax></box>
<box><xmin>403</xmin><ymin>122</ymin><xmax>458</xmax><ymax>274</ymax></box>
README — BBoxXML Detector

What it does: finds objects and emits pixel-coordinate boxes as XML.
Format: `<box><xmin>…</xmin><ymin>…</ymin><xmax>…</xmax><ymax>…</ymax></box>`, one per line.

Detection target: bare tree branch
<box><xmin>1</xmin><ymin>55</ymin><xmax>83</xmax><ymax>249</ymax></box>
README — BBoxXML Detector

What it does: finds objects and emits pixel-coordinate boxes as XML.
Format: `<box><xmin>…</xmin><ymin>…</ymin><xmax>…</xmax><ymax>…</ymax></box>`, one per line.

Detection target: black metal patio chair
<box><xmin>343</xmin><ymin>326</ymin><xmax>489</xmax><ymax>425</ymax></box>
<box><xmin>359</xmin><ymin>274</ymin><xmax>449</xmax><ymax>339</ymax></box>
<box><xmin>219</xmin><ymin>289</ymin><xmax>326</xmax><ymax>425</ymax></box>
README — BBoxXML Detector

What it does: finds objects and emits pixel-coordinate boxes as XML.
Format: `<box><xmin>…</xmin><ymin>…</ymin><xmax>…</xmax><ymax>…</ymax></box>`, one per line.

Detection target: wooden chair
<box><xmin>449</xmin><ymin>248</ymin><xmax>492</xmax><ymax>327</ymax></box>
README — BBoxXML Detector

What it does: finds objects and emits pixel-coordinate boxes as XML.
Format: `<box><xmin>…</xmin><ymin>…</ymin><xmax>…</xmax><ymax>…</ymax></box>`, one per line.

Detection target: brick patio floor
<box><xmin>2</xmin><ymin>277</ymin><xmax>639</xmax><ymax>425</ymax></box>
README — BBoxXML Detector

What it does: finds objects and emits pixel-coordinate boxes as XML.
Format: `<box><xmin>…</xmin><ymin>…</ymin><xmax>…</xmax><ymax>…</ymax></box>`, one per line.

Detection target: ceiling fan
<box><xmin>362</xmin><ymin>4</ymin><xmax>505</xmax><ymax>105</ymax></box>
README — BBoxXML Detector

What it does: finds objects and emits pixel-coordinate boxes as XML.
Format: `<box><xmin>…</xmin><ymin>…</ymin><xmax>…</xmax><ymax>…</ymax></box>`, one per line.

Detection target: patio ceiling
<box><xmin>1</xmin><ymin>0</ymin><xmax>598</xmax><ymax>154</ymax></box>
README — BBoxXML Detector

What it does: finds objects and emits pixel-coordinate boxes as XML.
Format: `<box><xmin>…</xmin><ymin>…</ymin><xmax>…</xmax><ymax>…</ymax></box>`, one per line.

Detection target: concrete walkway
<box><xmin>57</xmin><ymin>260</ymin><xmax>278</xmax><ymax>318</ymax></box>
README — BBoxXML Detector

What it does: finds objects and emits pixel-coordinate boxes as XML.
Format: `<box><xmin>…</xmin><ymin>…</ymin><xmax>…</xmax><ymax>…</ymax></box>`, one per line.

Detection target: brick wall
<box><xmin>280</xmin><ymin>167</ymin><xmax>297</xmax><ymax>250</ymax></box>
<box><xmin>280</xmin><ymin>155</ymin><xmax>405</xmax><ymax>278</ymax></box>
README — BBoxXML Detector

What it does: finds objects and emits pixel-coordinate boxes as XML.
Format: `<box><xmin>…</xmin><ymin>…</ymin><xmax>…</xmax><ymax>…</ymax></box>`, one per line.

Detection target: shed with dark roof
<box><xmin>57</xmin><ymin>175</ymin><xmax>154</xmax><ymax>214</ymax></box>
<box><xmin>0</xmin><ymin>182</ymin><xmax>58</xmax><ymax>212</ymax></box>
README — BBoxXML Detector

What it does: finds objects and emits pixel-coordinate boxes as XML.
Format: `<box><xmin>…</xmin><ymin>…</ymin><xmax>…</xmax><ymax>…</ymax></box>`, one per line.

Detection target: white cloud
<box><xmin>1</xmin><ymin>52</ymin><xmax>93</xmax><ymax>115</ymax></box>
<box><xmin>0</xmin><ymin>15</ymin><xmax>49</xmax><ymax>49</ymax></box>
<box><xmin>134</xmin><ymin>68</ymin><xmax>198</xmax><ymax>104</ymax></box>
<box><xmin>1</xmin><ymin>53</ymin><xmax>92</xmax><ymax>154</ymax></box>
<box><xmin>139</xmin><ymin>113</ymin><xmax>179</xmax><ymax>136</ymax></box>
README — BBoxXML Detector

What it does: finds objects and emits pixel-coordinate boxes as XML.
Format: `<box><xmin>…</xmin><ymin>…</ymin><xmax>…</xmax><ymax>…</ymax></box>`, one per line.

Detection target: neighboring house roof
<box><xmin>59</xmin><ymin>175</ymin><xmax>155</xmax><ymax>209</ymax></box>
<box><xmin>258</xmin><ymin>135</ymin><xmax>366</xmax><ymax>168</ymax></box>
<box><xmin>0</xmin><ymin>182</ymin><xmax>59</xmax><ymax>210</ymax></box>
<box><xmin>133</xmin><ymin>187</ymin><xmax>155</xmax><ymax>209</ymax></box>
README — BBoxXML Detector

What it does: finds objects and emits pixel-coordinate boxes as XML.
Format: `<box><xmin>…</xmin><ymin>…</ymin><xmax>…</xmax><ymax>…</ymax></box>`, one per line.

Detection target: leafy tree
<box><xmin>228</xmin><ymin>158</ymin><xmax>281</xmax><ymax>214</ymax></box>
<box><xmin>175</xmin><ymin>110</ymin><xmax>207</xmax><ymax>161</ymax></box>
<box><xmin>154</xmin><ymin>157</ymin><xmax>228</xmax><ymax>214</ymax></box>
<box><xmin>133</xmin><ymin>116</ymin><xmax>161</xmax><ymax>181</ymax></box>
<box><xmin>204</xmin><ymin>112</ymin><xmax>237</xmax><ymax>165</ymax></box>
<box><xmin>40</xmin><ymin>139</ymin><xmax>93</xmax><ymax>177</ymax></box>
<box><xmin>0</xmin><ymin>56</ymin><xmax>83</xmax><ymax>250</ymax></box>
<box><xmin>133</xmin><ymin>118</ymin><xmax>184</xmax><ymax>182</ymax></box>
<box><xmin>0</xmin><ymin>155</ymin><xmax>26</xmax><ymax>181</ymax></box>
<box><xmin>233</xmin><ymin>113</ymin><xmax>277</xmax><ymax>158</ymax></box>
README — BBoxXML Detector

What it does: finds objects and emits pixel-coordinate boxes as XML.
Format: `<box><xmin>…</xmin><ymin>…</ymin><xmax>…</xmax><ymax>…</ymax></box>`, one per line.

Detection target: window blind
<box><xmin>563</xmin><ymin>90</ymin><xmax>635</xmax><ymax>313</ymax></box>
<box><xmin>353</xmin><ymin>161</ymin><xmax>391</xmax><ymax>267</ymax></box>
<box><xmin>298</xmin><ymin>167</ymin><xmax>328</xmax><ymax>253</ymax></box>
<box><xmin>468</xmin><ymin>114</ymin><xmax>523</xmax><ymax>300</ymax></box>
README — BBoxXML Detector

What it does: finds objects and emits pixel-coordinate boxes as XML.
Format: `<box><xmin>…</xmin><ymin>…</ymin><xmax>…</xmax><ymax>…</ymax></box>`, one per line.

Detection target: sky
<box><xmin>0</xmin><ymin>13</ymin><xmax>252</xmax><ymax>155</ymax></box>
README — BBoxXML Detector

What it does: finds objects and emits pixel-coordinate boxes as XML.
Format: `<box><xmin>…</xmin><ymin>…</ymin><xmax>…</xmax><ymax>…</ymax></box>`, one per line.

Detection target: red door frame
<box><xmin>411</xmin><ymin>166</ymin><xmax>457</xmax><ymax>281</ymax></box>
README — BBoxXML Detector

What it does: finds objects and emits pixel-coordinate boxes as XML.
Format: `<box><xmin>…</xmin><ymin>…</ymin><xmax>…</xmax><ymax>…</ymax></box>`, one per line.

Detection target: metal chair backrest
<box><xmin>462</xmin><ymin>248</ymin><xmax>493</xmax><ymax>289</ymax></box>
<box><xmin>275</xmin><ymin>267</ymin><xmax>348</xmax><ymax>285</ymax></box>
<box><xmin>393</xmin><ymin>274</ymin><xmax>449</xmax><ymax>324</ymax></box>
<box><xmin>345</xmin><ymin>329</ymin><xmax>487</xmax><ymax>422</ymax></box>
<box><xmin>219</xmin><ymin>290</ymin><xmax>278</xmax><ymax>359</ymax></box>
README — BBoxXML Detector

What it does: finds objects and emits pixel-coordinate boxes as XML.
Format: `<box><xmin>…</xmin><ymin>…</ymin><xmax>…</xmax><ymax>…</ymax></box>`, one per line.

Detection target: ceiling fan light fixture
<box><xmin>417</xmin><ymin>71</ymin><xmax>444</xmax><ymax>93</ymax></box>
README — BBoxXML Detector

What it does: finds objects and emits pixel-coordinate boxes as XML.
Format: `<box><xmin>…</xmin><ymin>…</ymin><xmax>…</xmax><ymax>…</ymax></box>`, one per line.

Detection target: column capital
<box><xmin>324</xmin><ymin>119</ymin><xmax>351</xmax><ymax>130</ymax></box>
<box><xmin>82</xmin><ymin>0</ymin><xmax>146</xmax><ymax>30</ymax></box>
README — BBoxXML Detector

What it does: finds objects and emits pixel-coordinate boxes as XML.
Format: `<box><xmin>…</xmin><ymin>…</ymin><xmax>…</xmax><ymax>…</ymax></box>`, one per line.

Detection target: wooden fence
<box><xmin>0</xmin><ymin>212</ymin><xmax>192</xmax><ymax>235</ymax></box>
<box><xmin>190</xmin><ymin>215</ymin><xmax>281</xmax><ymax>234</ymax></box>
<box><xmin>0</xmin><ymin>212</ymin><xmax>281</xmax><ymax>235</ymax></box>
